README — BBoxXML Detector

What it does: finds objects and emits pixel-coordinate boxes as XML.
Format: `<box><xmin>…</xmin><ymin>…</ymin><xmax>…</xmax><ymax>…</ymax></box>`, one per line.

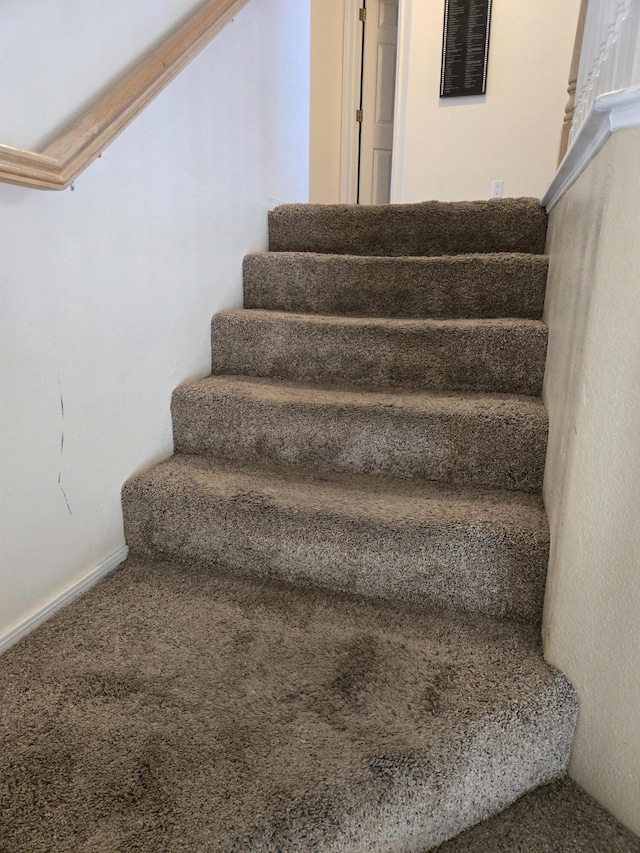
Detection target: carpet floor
<box><xmin>0</xmin><ymin>557</ymin><xmax>632</xmax><ymax>852</ymax></box>
<box><xmin>0</xmin><ymin>556</ymin><xmax>575</xmax><ymax>852</ymax></box>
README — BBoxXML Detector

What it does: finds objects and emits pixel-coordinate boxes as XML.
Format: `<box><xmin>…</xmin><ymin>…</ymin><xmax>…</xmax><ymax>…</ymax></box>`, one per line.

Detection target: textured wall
<box><xmin>0</xmin><ymin>0</ymin><xmax>309</xmax><ymax>643</ymax></box>
<box><xmin>543</xmin><ymin>126</ymin><xmax>640</xmax><ymax>836</ymax></box>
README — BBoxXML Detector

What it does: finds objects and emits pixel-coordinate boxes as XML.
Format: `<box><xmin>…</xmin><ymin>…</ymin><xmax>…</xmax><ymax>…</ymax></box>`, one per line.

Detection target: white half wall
<box><xmin>0</xmin><ymin>0</ymin><xmax>309</xmax><ymax>644</ymax></box>
<box><xmin>393</xmin><ymin>0</ymin><xmax>581</xmax><ymax>202</ymax></box>
<box><xmin>543</xmin><ymin>125</ymin><xmax>640</xmax><ymax>836</ymax></box>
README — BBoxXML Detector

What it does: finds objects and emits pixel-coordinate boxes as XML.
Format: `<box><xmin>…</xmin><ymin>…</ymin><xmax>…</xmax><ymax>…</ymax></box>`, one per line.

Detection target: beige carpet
<box><xmin>0</xmin><ymin>557</ymin><xmax>574</xmax><ymax>852</ymax></box>
<box><xmin>0</xmin><ymin>559</ymin><xmax>635</xmax><ymax>851</ymax></box>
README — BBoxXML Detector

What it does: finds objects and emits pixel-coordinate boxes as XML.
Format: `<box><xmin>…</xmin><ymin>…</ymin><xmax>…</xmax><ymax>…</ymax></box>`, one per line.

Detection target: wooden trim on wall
<box><xmin>0</xmin><ymin>0</ymin><xmax>251</xmax><ymax>191</ymax></box>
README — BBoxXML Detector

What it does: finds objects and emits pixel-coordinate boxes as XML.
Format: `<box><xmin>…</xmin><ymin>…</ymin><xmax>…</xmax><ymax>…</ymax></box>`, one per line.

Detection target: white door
<box><xmin>358</xmin><ymin>0</ymin><xmax>399</xmax><ymax>205</ymax></box>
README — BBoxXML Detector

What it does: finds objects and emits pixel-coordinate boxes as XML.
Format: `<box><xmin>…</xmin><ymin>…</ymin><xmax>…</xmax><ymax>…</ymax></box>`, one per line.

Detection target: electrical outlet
<box><xmin>491</xmin><ymin>180</ymin><xmax>504</xmax><ymax>198</ymax></box>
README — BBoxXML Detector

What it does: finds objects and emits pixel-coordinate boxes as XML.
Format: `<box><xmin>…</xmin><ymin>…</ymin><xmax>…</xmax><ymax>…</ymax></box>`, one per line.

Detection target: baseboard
<box><xmin>543</xmin><ymin>85</ymin><xmax>640</xmax><ymax>211</ymax></box>
<box><xmin>0</xmin><ymin>545</ymin><xmax>129</xmax><ymax>655</ymax></box>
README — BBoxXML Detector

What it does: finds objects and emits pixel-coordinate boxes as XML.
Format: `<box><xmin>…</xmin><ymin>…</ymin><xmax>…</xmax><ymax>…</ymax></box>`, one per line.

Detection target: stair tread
<box><xmin>432</xmin><ymin>778</ymin><xmax>640</xmax><ymax>852</ymax></box>
<box><xmin>177</xmin><ymin>374</ymin><xmax>547</xmax><ymax>419</ymax></box>
<box><xmin>132</xmin><ymin>452</ymin><xmax>547</xmax><ymax>533</ymax></box>
<box><xmin>243</xmin><ymin>251</ymin><xmax>548</xmax><ymax>319</ymax></box>
<box><xmin>218</xmin><ymin>307</ymin><xmax>547</xmax><ymax>330</ymax></box>
<box><xmin>212</xmin><ymin>310</ymin><xmax>547</xmax><ymax>395</ymax></box>
<box><xmin>125</xmin><ymin>454</ymin><xmax>549</xmax><ymax>622</ymax></box>
<box><xmin>0</xmin><ymin>554</ymin><xmax>577</xmax><ymax>850</ymax></box>
<box><xmin>268</xmin><ymin>198</ymin><xmax>548</xmax><ymax>256</ymax></box>
<box><xmin>248</xmin><ymin>249</ymin><xmax>550</xmax><ymax>263</ymax></box>
<box><xmin>172</xmin><ymin>376</ymin><xmax>547</xmax><ymax>493</ymax></box>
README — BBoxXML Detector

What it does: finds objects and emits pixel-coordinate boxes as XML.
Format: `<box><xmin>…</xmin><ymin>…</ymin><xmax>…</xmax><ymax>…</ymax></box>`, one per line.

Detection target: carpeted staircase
<box><xmin>121</xmin><ymin>198</ymin><xmax>576</xmax><ymax>847</ymax></box>
<box><xmin>1</xmin><ymin>198</ymin><xmax>609</xmax><ymax>851</ymax></box>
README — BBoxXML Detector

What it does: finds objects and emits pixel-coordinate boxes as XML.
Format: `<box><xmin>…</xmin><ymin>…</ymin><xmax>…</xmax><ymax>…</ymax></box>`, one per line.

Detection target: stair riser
<box><xmin>243</xmin><ymin>253</ymin><xmax>548</xmax><ymax>320</ymax></box>
<box><xmin>123</xmin><ymin>482</ymin><xmax>549</xmax><ymax>622</ymax></box>
<box><xmin>269</xmin><ymin>199</ymin><xmax>548</xmax><ymax>256</ymax></box>
<box><xmin>211</xmin><ymin>314</ymin><xmax>547</xmax><ymax>396</ymax></box>
<box><xmin>413</xmin><ymin>681</ymin><xmax>577</xmax><ymax>851</ymax></box>
<box><xmin>248</xmin><ymin>684</ymin><xmax>576</xmax><ymax>851</ymax></box>
<box><xmin>172</xmin><ymin>388</ymin><xmax>547</xmax><ymax>493</ymax></box>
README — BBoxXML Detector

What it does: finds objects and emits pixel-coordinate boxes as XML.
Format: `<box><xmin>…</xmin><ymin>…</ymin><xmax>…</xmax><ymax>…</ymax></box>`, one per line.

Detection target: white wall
<box><xmin>393</xmin><ymin>0</ymin><xmax>581</xmax><ymax>202</ymax></box>
<box><xmin>260</xmin><ymin>1</ymin><xmax>312</xmax><ymax>206</ymax></box>
<box><xmin>0</xmin><ymin>0</ymin><xmax>309</xmax><ymax>644</ymax></box>
<box><xmin>3</xmin><ymin>0</ymin><xmax>208</xmax><ymax>150</ymax></box>
<box><xmin>543</xmin><ymin>125</ymin><xmax>640</xmax><ymax>836</ymax></box>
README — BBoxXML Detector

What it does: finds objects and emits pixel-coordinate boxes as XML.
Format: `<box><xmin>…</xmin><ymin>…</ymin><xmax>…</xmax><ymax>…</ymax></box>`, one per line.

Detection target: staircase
<box><xmin>118</xmin><ymin>198</ymin><xmax>578</xmax><ymax>849</ymax></box>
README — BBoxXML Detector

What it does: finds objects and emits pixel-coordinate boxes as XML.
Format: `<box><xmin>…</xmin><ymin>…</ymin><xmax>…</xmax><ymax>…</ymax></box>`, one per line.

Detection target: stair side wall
<box><xmin>543</xmin><ymin>124</ymin><xmax>640</xmax><ymax>836</ymax></box>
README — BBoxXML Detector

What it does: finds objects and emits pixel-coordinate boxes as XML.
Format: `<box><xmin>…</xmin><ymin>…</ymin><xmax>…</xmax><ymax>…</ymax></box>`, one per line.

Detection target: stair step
<box><xmin>433</xmin><ymin>777</ymin><xmax>640</xmax><ymax>852</ymax></box>
<box><xmin>243</xmin><ymin>251</ymin><xmax>548</xmax><ymax>319</ymax></box>
<box><xmin>0</xmin><ymin>556</ymin><xmax>578</xmax><ymax>850</ymax></box>
<box><xmin>212</xmin><ymin>310</ymin><xmax>548</xmax><ymax>396</ymax></box>
<box><xmin>172</xmin><ymin>376</ymin><xmax>548</xmax><ymax>493</ymax></box>
<box><xmin>123</xmin><ymin>455</ymin><xmax>549</xmax><ymax>622</ymax></box>
<box><xmin>269</xmin><ymin>198</ymin><xmax>547</xmax><ymax>256</ymax></box>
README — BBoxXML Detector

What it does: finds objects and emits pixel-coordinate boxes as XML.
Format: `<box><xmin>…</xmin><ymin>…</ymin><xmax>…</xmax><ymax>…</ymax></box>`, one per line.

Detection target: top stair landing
<box><xmin>269</xmin><ymin>198</ymin><xmax>548</xmax><ymax>257</ymax></box>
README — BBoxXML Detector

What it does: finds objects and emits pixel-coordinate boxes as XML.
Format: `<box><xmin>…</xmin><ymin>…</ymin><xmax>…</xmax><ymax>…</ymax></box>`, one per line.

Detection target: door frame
<box><xmin>339</xmin><ymin>0</ymin><xmax>365</xmax><ymax>203</ymax></box>
<box><xmin>389</xmin><ymin>0</ymin><xmax>410</xmax><ymax>203</ymax></box>
<box><xmin>340</xmin><ymin>0</ymin><xmax>407</xmax><ymax>204</ymax></box>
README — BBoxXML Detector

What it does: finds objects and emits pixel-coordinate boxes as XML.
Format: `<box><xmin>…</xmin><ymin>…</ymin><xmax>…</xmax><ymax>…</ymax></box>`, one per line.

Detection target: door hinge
<box><xmin>359</xmin><ymin>8</ymin><xmax>367</xmax><ymax>22</ymax></box>
<box><xmin>356</xmin><ymin>109</ymin><xmax>364</xmax><ymax>122</ymax></box>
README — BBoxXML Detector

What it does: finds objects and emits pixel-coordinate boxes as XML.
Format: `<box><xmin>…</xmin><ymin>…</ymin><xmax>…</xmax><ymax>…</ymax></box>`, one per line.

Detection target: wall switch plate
<box><xmin>491</xmin><ymin>180</ymin><xmax>504</xmax><ymax>198</ymax></box>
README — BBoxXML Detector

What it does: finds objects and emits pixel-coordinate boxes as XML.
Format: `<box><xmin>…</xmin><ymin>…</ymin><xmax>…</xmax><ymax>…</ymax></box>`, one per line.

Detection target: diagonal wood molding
<box><xmin>0</xmin><ymin>0</ymin><xmax>251</xmax><ymax>190</ymax></box>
